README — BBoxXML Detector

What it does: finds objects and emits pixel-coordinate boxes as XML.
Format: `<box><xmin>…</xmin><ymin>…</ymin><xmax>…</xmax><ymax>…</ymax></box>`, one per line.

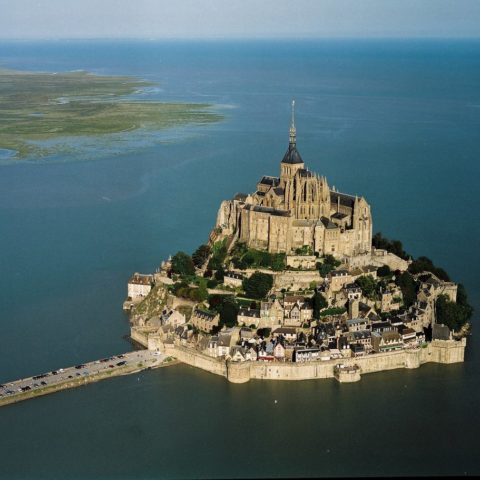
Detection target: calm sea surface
<box><xmin>0</xmin><ymin>39</ymin><xmax>479</xmax><ymax>478</ymax></box>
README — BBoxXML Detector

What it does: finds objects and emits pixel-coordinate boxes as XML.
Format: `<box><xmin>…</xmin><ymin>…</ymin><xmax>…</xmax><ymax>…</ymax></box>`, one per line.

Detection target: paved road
<box><xmin>0</xmin><ymin>350</ymin><xmax>165</xmax><ymax>401</ymax></box>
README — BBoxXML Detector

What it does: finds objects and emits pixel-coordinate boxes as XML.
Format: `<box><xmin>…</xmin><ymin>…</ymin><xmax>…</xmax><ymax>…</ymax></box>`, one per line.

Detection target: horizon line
<box><xmin>1</xmin><ymin>35</ymin><xmax>480</xmax><ymax>42</ymax></box>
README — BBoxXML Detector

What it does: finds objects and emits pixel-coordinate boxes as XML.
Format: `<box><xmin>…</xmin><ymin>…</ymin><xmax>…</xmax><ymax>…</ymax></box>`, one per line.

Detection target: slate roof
<box><xmin>238</xmin><ymin>308</ymin><xmax>260</xmax><ymax>318</ymax></box>
<box><xmin>297</xmin><ymin>169</ymin><xmax>314</xmax><ymax>177</ymax></box>
<box><xmin>330</xmin><ymin>191</ymin><xmax>356</xmax><ymax>209</ymax></box>
<box><xmin>258</xmin><ymin>176</ymin><xmax>280</xmax><ymax>187</ymax></box>
<box><xmin>371</xmin><ymin>321</ymin><xmax>394</xmax><ymax>332</ymax></box>
<box><xmin>432</xmin><ymin>324</ymin><xmax>450</xmax><ymax>340</ymax></box>
<box><xmin>320</xmin><ymin>217</ymin><xmax>338</xmax><ymax>229</ymax></box>
<box><xmin>193</xmin><ymin>309</ymin><xmax>217</xmax><ymax>321</ymax></box>
<box><xmin>281</xmin><ymin>143</ymin><xmax>304</xmax><ymax>164</ymax></box>
<box><xmin>243</xmin><ymin>204</ymin><xmax>290</xmax><ymax>217</ymax></box>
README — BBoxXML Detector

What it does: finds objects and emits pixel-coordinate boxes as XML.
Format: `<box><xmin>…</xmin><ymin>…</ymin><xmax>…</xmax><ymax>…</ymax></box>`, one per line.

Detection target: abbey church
<box><xmin>216</xmin><ymin>102</ymin><xmax>372</xmax><ymax>258</ymax></box>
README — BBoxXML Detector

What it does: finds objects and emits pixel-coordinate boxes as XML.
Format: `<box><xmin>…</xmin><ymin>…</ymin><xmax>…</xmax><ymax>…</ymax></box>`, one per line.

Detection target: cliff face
<box><xmin>216</xmin><ymin>200</ymin><xmax>238</xmax><ymax>233</ymax></box>
<box><xmin>131</xmin><ymin>284</ymin><xmax>168</xmax><ymax>320</ymax></box>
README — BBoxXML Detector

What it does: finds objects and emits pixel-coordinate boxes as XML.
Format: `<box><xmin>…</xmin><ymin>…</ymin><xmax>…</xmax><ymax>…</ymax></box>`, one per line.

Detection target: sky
<box><xmin>0</xmin><ymin>0</ymin><xmax>479</xmax><ymax>40</ymax></box>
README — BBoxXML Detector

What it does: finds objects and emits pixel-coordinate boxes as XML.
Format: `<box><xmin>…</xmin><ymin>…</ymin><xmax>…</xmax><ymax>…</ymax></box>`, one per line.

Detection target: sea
<box><xmin>0</xmin><ymin>39</ymin><xmax>479</xmax><ymax>479</ymax></box>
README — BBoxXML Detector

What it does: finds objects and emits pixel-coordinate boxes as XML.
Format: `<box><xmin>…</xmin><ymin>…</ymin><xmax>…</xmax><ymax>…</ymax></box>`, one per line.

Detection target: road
<box><xmin>0</xmin><ymin>350</ymin><xmax>166</xmax><ymax>404</ymax></box>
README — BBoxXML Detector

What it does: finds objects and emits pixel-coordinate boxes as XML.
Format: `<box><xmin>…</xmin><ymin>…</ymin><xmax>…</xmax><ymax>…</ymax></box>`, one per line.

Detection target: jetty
<box><xmin>0</xmin><ymin>349</ymin><xmax>176</xmax><ymax>408</ymax></box>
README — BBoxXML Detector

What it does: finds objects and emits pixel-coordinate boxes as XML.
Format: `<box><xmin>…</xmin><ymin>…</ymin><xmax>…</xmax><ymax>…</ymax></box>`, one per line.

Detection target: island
<box><xmin>127</xmin><ymin>102</ymin><xmax>473</xmax><ymax>383</ymax></box>
<box><xmin>0</xmin><ymin>68</ymin><xmax>222</xmax><ymax>159</ymax></box>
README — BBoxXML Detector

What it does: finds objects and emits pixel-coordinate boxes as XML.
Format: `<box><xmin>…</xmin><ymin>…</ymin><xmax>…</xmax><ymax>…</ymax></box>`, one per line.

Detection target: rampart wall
<box><xmin>169</xmin><ymin>339</ymin><xmax>466</xmax><ymax>384</ymax></box>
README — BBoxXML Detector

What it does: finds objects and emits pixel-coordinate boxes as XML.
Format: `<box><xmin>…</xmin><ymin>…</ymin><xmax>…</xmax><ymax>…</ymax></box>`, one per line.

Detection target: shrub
<box><xmin>377</xmin><ymin>265</ymin><xmax>391</xmax><ymax>277</ymax></box>
<box><xmin>372</xmin><ymin>232</ymin><xmax>409</xmax><ymax>260</ymax></box>
<box><xmin>408</xmin><ymin>256</ymin><xmax>450</xmax><ymax>281</ymax></box>
<box><xmin>171</xmin><ymin>251</ymin><xmax>195</xmax><ymax>276</ymax></box>
<box><xmin>436</xmin><ymin>294</ymin><xmax>473</xmax><ymax>332</ymax></box>
<box><xmin>192</xmin><ymin>244</ymin><xmax>211</xmax><ymax>268</ymax></box>
<box><xmin>242</xmin><ymin>272</ymin><xmax>273</xmax><ymax>299</ymax></box>
<box><xmin>396</xmin><ymin>271</ymin><xmax>417</xmax><ymax>308</ymax></box>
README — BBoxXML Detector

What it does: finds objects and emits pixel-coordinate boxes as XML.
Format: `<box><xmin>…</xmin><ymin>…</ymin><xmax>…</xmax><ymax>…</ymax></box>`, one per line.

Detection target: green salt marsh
<box><xmin>0</xmin><ymin>69</ymin><xmax>222</xmax><ymax>158</ymax></box>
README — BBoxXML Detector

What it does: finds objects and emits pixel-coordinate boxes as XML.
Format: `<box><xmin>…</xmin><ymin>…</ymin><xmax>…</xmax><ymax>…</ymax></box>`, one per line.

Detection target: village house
<box><xmin>283</xmin><ymin>297</ymin><xmax>313</xmax><ymax>327</ymax></box>
<box><xmin>190</xmin><ymin>308</ymin><xmax>220</xmax><ymax>333</ymax></box>
<box><xmin>260</xmin><ymin>298</ymin><xmax>284</xmax><ymax>327</ymax></box>
<box><xmin>272</xmin><ymin>327</ymin><xmax>297</xmax><ymax>342</ymax></box>
<box><xmin>274</xmin><ymin>342</ymin><xmax>286</xmax><ymax>361</ymax></box>
<box><xmin>127</xmin><ymin>273</ymin><xmax>153</xmax><ymax>300</ymax></box>
<box><xmin>418</xmin><ymin>273</ymin><xmax>457</xmax><ymax>303</ymax></box>
<box><xmin>381</xmin><ymin>289</ymin><xmax>402</xmax><ymax>313</ymax></box>
<box><xmin>294</xmin><ymin>346</ymin><xmax>321</xmax><ymax>362</ymax></box>
<box><xmin>350</xmin><ymin>343</ymin><xmax>366</xmax><ymax>357</ymax></box>
<box><xmin>371</xmin><ymin>331</ymin><xmax>403</xmax><ymax>353</ymax></box>
<box><xmin>208</xmin><ymin>336</ymin><xmax>219</xmax><ymax>357</ymax></box>
<box><xmin>237</xmin><ymin>307</ymin><xmax>261</xmax><ymax>327</ymax></box>
<box><xmin>348</xmin><ymin>330</ymin><xmax>373</xmax><ymax>353</ymax></box>
<box><xmin>328</xmin><ymin>270</ymin><xmax>352</xmax><ymax>292</ymax></box>
<box><xmin>160</xmin><ymin>308</ymin><xmax>186</xmax><ymax>328</ymax></box>
<box><xmin>371</xmin><ymin>321</ymin><xmax>395</xmax><ymax>334</ymax></box>
<box><xmin>346</xmin><ymin>318</ymin><xmax>370</xmax><ymax>333</ymax></box>
<box><xmin>229</xmin><ymin>346</ymin><xmax>247</xmax><ymax>362</ymax></box>
<box><xmin>397</xmin><ymin>324</ymin><xmax>417</xmax><ymax>344</ymax></box>
<box><xmin>246</xmin><ymin>346</ymin><xmax>258</xmax><ymax>361</ymax></box>
<box><xmin>344</xmin><ymin>282</ymin><xmax>362</xmax><ymax>301</ymax></box>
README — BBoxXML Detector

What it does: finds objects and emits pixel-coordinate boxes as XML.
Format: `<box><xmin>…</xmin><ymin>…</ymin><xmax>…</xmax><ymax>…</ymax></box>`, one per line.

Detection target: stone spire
<box><xmin>289</xmin><ymin>100</ymin><xmax>296</xmax><ymax>146</ymax></box>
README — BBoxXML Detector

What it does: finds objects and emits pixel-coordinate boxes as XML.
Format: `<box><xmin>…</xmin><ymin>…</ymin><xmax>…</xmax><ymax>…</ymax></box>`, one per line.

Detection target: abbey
<box><xmin>216</xmin><ymin>102</ymin><xmax>373</xmax><ymax>258</ymax></box>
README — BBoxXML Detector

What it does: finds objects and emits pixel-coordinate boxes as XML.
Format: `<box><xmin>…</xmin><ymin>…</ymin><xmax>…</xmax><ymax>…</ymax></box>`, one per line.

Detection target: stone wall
<box><xmin>130</xmin><ymin>327</ymin><xmax>149</xmax><ymax>348</ymax></box>
<box><xmin>273</xmin><ymin>270</ymin><xmax>323</xmax><ymax>289</ymax></box>
<box><xmin>167</xmin><ymin>338</ymin><xmax>466</xmax><ymax>383</ymax></box>
<box><xmin>173</xmin><ymin>346</ymin><xmax>227</xmax><ymax>378</ymax></box>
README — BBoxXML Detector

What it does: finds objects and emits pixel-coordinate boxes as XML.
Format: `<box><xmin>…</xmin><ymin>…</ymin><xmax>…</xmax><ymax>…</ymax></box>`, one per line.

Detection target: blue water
<box><xmin>0</xmin><ymin>39</ymin><xmax>479</xmax><ymax>478</ymax></box>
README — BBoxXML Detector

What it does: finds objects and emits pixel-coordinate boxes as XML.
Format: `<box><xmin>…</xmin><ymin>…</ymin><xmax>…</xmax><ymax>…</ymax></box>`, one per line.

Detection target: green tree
<box><xmin>317</xmin><ymin>254</ymin><xmax>341</xmax><ymax>277</ymax></box>
<box><xmin>372</xmin><ymin>232</ymin><xmax>409</xmax><ymax>260</ymax></box>
<box><xmin>257</xmin><ymin>327</ymin><xmax>271</xmax><ymax>338</ymax></box>
<box><xmin>171</xmin><ymin>251</ymin><xmax>195</xmax><ymax>276</ymax></box>
<box><xmin>356</xmin><ymin>275</ymin><xmax>377</xmax><ymax>299</ymax></box>
<box><xmin>436</xmin><ymin>294</ymin><xmax>473</xmax><ymax>332</ymax></box>
<box><xmin>377</xmin><ymin>265</ymin><xmax>391</xmax><ymax>277</ymax></box>
<box><xmin>192</xmin><ymin>244</ymin><xmax>211</xmax><ymax>268</ymax></box>
<box><xmin>242</xmin><ymin>272</ymin><xmax>273</xmax><ymax>299</ymax></box>
<box><xmin>214</xmin><ymin>267</ymin><xmax>225</xmax><ymax>282</ymax></box>
<box><xmin>219</xmin><ymin>299</ymin><xmax>239</xmax><ymax>328</ymax></box>
<box><xmin>207</xmin><ymin>240</ymin><xmax>228</xmax><ymax>271</ymax></box>
<box><xmin>206</xmin><ymin>279</ymin><xmax>218</xmax><ymax>289</ymax></box>
<box><xmin>270</xmin><ymin>253</ymin><xmax>286</xmax><ymax>271</ymax></box>
<box><xmin>408</xmin><ymin>256</ymin><xmax>450</xmax><ymax>281</ymax></box>
<box><xmin>313</xmin><ymin>291</ymin><xmax>328</xmax><ymax>320</ymax></box>
<box><xmin>197</xmin><ymin>280</ymin><xmax>208</xmax><ymax>302</ymax></box>
<box><xmin>396</xmin><ymin>271</ymin><xmax>417</xmax><ymax>308</ymax></box>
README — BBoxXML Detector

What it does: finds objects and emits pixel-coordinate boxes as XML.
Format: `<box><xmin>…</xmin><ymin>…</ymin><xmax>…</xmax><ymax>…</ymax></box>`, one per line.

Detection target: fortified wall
<box><xmin>167</xmin><ymin>338</ymin><xmax>467</xmax><ymax>384</ymax></box>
